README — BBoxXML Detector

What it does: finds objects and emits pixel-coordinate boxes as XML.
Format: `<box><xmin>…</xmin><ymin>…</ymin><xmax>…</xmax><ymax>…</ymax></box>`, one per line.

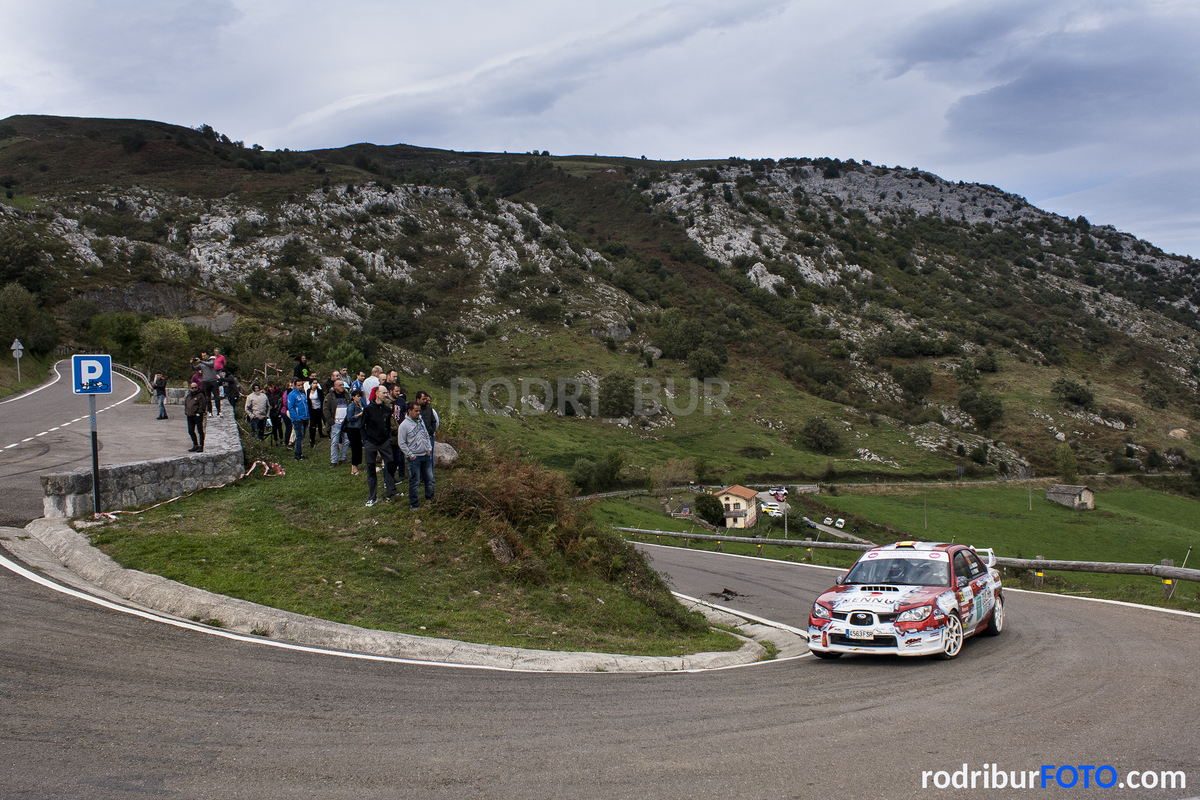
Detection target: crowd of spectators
<box><xmin>241</xmin><ymin>356</ymin><xmax>439</xmax><ymax>510</ymax></box>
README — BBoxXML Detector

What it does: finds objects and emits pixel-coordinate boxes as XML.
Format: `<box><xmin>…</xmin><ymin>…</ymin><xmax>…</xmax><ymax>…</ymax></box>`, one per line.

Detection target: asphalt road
<box><xmin>3</xmin><ymin>542</ymin><xmax>1198</xmax><ymax>799</ymax></box>
<box><xmin>0</xmin><ymin>361</ymin><xmax>185</xmax><ymax>527</ymax></box>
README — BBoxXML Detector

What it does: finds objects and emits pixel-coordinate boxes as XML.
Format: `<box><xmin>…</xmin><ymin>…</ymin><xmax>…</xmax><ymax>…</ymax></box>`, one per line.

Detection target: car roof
<box><xmin>871</xmin><ymin>541</ymin><xmax>956</xmax><ymax>553</ymax></box>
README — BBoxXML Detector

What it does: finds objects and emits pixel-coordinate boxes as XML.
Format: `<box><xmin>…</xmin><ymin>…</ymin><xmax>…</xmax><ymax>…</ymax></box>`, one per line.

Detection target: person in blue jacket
<box><xmin>286</xmin><ymin>377</ymin><xmax>310</xmax><ymax>461</ymax></box>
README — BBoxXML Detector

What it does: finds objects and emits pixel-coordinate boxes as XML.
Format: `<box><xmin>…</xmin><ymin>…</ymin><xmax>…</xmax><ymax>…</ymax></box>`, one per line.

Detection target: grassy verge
<box><xmin>0</xmin><ymin>352</ymin><xmax>58</xmax><ymax>400</ymax></box>
<box><xmin>88</xmin><ymin>430</ymin><xmax>740</xmax><ymax>656</ymax></box>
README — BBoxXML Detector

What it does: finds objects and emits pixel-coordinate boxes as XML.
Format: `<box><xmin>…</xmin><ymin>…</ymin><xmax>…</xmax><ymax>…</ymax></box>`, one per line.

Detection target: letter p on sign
<box><xmin>73</xmin><ymin>354</ymin><xmax>113</xmax><ymax>395</ymax></box>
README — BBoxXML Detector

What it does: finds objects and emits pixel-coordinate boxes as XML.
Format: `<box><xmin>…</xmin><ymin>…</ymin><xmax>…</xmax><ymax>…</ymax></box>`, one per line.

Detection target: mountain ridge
<box><xmin>1</xmin><ymin>113</ymin><xmax>1197</xmax><ymax>487</ymax></box>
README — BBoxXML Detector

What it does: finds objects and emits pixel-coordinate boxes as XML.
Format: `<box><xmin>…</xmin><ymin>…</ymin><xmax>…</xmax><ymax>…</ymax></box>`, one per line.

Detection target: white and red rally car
<box><xmin>807</xmin><ymin>541</ymin><xmax>1005</xmax><ymax>660</ymax></box>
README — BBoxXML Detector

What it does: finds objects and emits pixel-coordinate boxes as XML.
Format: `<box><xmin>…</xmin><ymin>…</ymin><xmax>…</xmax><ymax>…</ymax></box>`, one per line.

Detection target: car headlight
<box><xmin>811</xmin><ymin>603</ymin><xmax>831</xmax><ymax>619</ymax></box>
<box><xmin>896</xmin><ymin>605</ymin><xmax>932</xmax><ymax>622</ymax></box>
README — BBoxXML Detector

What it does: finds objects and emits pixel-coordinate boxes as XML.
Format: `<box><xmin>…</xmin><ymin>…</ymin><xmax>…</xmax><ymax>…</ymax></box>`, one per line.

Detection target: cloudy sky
<box><xmin>2</xmin><ymin>0</ymin><xmax>1197</xmax><ymax>256</ymax></box>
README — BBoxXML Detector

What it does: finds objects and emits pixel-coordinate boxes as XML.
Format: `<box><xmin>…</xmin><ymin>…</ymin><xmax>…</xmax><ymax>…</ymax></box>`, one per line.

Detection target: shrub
<box><xmin>438</xmin><ymin>439</ymin><xmax>705</xmax><ymax>631</ymax></box>
<box><xmin>1051</xmin><ymin>377</ymin><xmax>1094</xmax><ymax>408</ymax></box>
<box><xmin>802</xmin><ymin>417</ymin><xmax>842</xmax><ymax>454</ymax></box>
<box><xmin>525</xmin><ymin>300</ymin><xmax>563</xmax><ymax>323</ymax></box>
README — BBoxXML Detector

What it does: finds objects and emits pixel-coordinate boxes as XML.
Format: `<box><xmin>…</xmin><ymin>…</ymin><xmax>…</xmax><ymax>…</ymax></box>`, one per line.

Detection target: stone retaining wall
<box><xmin>41</xmin><ymin>413</ymin><xmax>243</xmax><ymax>518</ymax></box>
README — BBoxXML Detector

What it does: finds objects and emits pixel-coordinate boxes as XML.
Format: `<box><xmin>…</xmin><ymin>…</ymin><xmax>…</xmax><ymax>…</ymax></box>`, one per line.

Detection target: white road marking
<box><xmin>0</xmin><ymin>359</ymin><xmax>64</xmax><ymax>405</ymax></box>
<box><xmin>3</xmin><ymin>366</ymin><xmax>142</xmax><ymax>451</ymax></box>
<box><xmin>0</xmin><ymin>549</ymin><xmax>798</xmax><ymax>675</ymax></box>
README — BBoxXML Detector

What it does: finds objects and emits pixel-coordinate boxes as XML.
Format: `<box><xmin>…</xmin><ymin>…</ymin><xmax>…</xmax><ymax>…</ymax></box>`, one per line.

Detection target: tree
<box><xmin>139</xmin><ymin>318</ymin><xmax>190</xmax><ymax>377</ymax></box>
<box><xmin>599</xmin><ymin>372</ymin><xmax>635</xmax><ymax>417</ymax></box>
<box><xmin>1056</xmin><ymin>442</ymin><xmax>1078</xmax><ymax>484</ymax></box>
<box><xmin>802</xmin><ymin>416</ymin><xmax>842</xmax><ymax>454</ymax></box>
<box><xmin>324</xmin><ymin>341</ymin><xmax>366</xmax><ymax>376</ymax></box>
<box><xmin>0</xmin><ymin>282</ymin><xmax>58</xmax><ymax>352</ymax></box>
<box><xmin>958</xmin><ymin>387</ymin><xmax>1004</xmax><ymax>430</ymax></box>
<box><xmin>650</xmin><ymin>458</ymin><xmax>695</xmax><ymax>491</ymax></box>
<box><xmin>895</xmin><ymin>363</ymin><xmax>933</xmax><ymax>401</ymax></box>
<box><xmin>688</xmin><ymin>346</ymin><xmax>722</xmax><ymax>380</ymax></box>
<box><xmin>1051</xmin><ymin>377</ymin><xmax>1094</xmax><ymax>409</ymax></box>
<box><xmin>694</xmin><ymin>493</ymin><xmax>725</xmax><ymax>527</ymax></box>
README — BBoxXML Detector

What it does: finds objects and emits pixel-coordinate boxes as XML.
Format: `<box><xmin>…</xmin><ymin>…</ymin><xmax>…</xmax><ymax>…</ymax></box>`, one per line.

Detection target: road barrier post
<box><xmin>1162</xmin><ymin>559</ymin><xmax>1174</xmax><ymax>599</ymax></box>
<box><xmin>1034</xmin><ymin>555</ymin><xmax>1044</xmax><ymax>588</ymax></box>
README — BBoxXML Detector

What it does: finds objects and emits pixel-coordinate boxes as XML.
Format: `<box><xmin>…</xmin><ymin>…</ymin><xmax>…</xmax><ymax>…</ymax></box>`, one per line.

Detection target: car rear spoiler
<box><xmin>970</xmin><ymin>546</ymin><xmax>997</xmax><ymax>567</ymax></box>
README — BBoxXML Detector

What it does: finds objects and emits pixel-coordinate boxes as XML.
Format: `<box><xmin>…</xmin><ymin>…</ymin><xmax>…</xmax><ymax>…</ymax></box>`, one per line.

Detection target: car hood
<box><xmin>816</xmin><ymin>583</ymin><xmax>946</xmax><ymax>613</ymax></box>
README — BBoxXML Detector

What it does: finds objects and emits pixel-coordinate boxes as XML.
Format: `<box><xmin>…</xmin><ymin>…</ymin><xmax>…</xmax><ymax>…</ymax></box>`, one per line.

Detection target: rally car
<box><xmin>807</xmin><ymin>541</ymin><xmax>1004</xmax><ymax>660</ymax></box>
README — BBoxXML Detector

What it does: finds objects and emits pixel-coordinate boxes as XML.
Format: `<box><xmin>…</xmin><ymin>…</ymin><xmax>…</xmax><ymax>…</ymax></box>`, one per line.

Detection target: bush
<box><xmin>1052</xmin><ymin>377</ymin><xmax>1094</xmax><ymax>408</ymax></box>
<box><xmin>958</xmin><ymin>387</ymin><xmax>1004</xmax><ymax>429</ymax></box>
<box><xmin>438</xmin><ymin>439</ymin><xmax>705</xmax><ymax>631</ymax></box>
<box><xmin>525</xmin><ymin>300</ymin><xmax>563</xmax><ymax>323</ymax></box>
<box><xmin>802</xmin><ymin>417</ymin><xmax>842</xmax><ymax>454</ymax></box>
<box><xmin>893</xmin><ymin>363</ymin><xmax>933</xmax><ymax>400</ymax></box>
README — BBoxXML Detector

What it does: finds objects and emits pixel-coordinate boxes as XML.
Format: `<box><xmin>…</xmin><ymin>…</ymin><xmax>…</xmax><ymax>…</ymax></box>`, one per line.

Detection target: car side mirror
<box><xmin>956</xmin><ymin>576</ymin><xmax>968</xmax><ymax>589</ymax></box>
<box><xmin>836</xmin><ymin>573</ymin><xmax>847</xmax><ymax>585</ymax></box>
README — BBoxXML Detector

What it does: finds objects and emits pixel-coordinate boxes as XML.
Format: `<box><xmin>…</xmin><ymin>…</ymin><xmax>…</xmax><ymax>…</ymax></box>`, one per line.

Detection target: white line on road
<box><xmin>2</xmin><ymin>366</ymin><xmax>142</xmax><ymax>451</ymax></box>
<box><xmin>0</xmin><ymin>549</ymin><xmax>799</xmax><ymax>675</ymax></box>
<box><xmin>0</xmin><ymin>359</ymin><xmax>64</xmax><ymax>405</ymax></box>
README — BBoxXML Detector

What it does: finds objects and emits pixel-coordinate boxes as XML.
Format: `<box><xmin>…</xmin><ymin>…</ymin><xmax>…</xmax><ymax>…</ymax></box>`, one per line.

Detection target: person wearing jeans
<box><xmin>153</xmin><ymin>373</ymin><xmax>168</xmax><ymax>419</ymax></box>
<box><xmin>361</xmin><ymin>387</ymin><xmax>396</xmax><ymax>506</ymax></box>
<box><xmin>323</xmin><ymin>379</ymin><xmax>350</xmax><ymax>466</ymax></box>
<box><xmin>286</xmin><ymin>378</ymin><xmax>310</xmax><ymax>460</ymax></box>
<box><xmin>397</xmin><ymin>401</ymin><xmax>434</xmax><ymax>510</ymax></box>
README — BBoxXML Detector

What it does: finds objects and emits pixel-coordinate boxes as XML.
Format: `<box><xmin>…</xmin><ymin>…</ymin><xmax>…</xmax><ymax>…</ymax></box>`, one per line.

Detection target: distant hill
<box><xmin>1</xmin><ymin>114</ymin><xmax>1197</xmax><ymax>488</ymax></box>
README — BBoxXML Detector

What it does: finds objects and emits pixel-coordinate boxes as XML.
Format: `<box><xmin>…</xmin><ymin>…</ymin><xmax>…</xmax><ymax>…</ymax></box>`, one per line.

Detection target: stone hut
<box><xmin>1045</xmin><ymin>484</ymin><xmax>1095</xmax><ymax>510</ymax></box>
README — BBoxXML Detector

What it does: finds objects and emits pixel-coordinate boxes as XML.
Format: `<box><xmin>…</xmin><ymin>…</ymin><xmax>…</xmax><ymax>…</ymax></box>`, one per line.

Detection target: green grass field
<box><xmin>89</xmin><ymin>432</ymin><xmax>740</xmax><ymax>657</ymax></box>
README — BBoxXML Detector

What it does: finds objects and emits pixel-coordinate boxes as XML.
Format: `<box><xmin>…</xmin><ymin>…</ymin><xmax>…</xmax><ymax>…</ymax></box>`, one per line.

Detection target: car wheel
<box><xmin>811</xmin><ymin>649</ymin><xmax>842</xmax><ymax>660</ymax></box>
<box><xmin>983</xmin><ymin>595</ymin><xmax>1005</xmax><ymax>636</ymax></box>
<box><xmin>937</xmin><ymin>614</ymin><xmax>964</xmax><ymax>660</ymax></box>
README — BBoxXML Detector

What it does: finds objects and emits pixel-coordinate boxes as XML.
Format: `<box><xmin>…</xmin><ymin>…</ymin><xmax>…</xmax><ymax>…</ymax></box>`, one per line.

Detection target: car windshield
<box><xmin>845</xmin><ymin>556</ymin><xmax>950</xmax><ymax>587</ymax></box>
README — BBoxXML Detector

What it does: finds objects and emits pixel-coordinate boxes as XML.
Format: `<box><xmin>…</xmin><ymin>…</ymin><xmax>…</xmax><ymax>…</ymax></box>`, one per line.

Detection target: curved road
<box><xmin>3</xmin><ymin>541</ymin><xmax>1198</xmax><ymax>798</ymax></box>
<box><xmin>0</xmin><ymin>361</ymin><xmax>185</xmax><ymax>527</ymax></box>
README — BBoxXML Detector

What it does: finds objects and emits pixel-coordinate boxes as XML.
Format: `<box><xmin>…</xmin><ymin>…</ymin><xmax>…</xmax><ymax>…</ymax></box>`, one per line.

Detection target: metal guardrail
<box><xmin>113</xmin><ymin>363</ymin><xmax>151</xmax><ymax>393</ymax></box>
<box><xmin>615</xmin><ymin>527</ymin><xmax>1200</xmax><ymax>583</ymax></box>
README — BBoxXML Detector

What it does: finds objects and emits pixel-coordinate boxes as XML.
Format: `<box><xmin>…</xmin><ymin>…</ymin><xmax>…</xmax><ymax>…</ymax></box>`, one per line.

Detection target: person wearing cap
<box><xmin>245</xmin><ymin>382</ymin><xmax>270</xmax><ymax>440</ymax></box>
<box><xmin>361</xmin><ymin>386</ymin><xmax>397</xmax><ymax>506</ymax></box>
<box><xmin>345</xmin><ymin>387</ymin><xmax>366</xmax><ymax>475</ymax></box>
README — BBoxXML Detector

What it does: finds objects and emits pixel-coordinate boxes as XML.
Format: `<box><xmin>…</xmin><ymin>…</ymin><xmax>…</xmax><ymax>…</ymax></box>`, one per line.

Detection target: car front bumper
<box><xmin>807</xmin><ymin>623</ymin><xmax>946</xmax><ymax>657</ymax></box>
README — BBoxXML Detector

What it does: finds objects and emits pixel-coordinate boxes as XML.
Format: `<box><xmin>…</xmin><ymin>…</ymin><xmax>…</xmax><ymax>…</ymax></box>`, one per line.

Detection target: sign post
<box><xmin>72</xmin><ymin>354</ymin><xmax>113</xmax><ymax>516</ymax></box>
<box><xmin>9</xmin><ymin>339</ymin><xmax>21</xmax><ymax>383</ymax></box>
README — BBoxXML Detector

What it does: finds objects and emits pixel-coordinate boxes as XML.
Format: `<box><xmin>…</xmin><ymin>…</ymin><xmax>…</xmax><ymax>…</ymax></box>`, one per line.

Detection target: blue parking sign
<box><xmin>73</xmin><ymin>354</ymin><xmax>113</xmax><ymax>395</ymax></box>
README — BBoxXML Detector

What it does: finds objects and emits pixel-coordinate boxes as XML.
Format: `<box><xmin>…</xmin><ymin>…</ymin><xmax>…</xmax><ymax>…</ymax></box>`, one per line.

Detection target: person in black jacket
<box><xmin>266</xmin><ymin>382</ymin><xmax>284</xmax><ymax>445</ymax></box>
<box><xmin>153</xmin><ymin>373</ymin><xmax>168</xmax><ymax>420</ymax></box>
<box><xmin>361</xmin><ymin>387</ymin><xmax>397</xmax><ymax>507</ymax></box>
<box><xmin>294</xmin><ymin>354</ymin><xmax>310</xmax><ymax>382</ymax></box>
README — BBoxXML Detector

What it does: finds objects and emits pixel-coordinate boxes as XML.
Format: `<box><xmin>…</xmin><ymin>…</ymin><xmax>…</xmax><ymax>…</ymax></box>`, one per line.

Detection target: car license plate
<box><xmin>847</xmin><ymin>628</ymin><xmax>874</xmax><ymax>639</ymax></box>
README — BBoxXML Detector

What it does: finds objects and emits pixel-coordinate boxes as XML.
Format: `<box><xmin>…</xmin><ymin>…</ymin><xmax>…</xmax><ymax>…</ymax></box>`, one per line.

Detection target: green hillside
<box><xmin>2</xmin><ymin>113</ymin><xmax>1198</xmax><ymax>487</ymax></box>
